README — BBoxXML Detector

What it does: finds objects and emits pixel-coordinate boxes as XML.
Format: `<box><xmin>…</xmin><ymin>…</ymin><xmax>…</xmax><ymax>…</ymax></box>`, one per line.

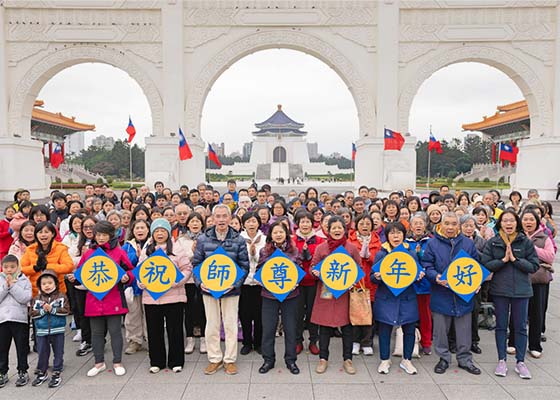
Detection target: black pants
<box><xmin>65</xmin><ymin>277</ymin><xmax>76</xmax><ymax>314</ymax></box>
<box><xmin>319</xmin><ymin>324</ymin><xmax>353</xmax><ymax>361</ymax></box>
<box><xmin>73</xmin><ymin>289</ymin><xmax>91</xmax><ymax>344</ymax></box>
<box><xmin>261</xmin><ymin>296</ymin><xmax>298</xmax><ymax>365</ymax></box>
<box><xmin>296</xmin><ymin>284</ymin><xmax>319</xmax><ymax>345</ymax></box>
<box><xmin>239</xmin><ymin>285</ymin><xmax>262</xmax><ymax>348</ymax></box>
<box><xmin>0</xmin><ymin>321</ymin><xmax>29</xmax><ymax>374</ymax></box>
<box><xmin>528</xmin><ymin>283</ymin><xmax>548</xmax><ymax>352</ymax></box>
<box><xmin>36</xmin><ymin>334</ymin><xmax>64</xmax><ymax>373</ymax></box>
<box><xmin>145</xmin><ymin>303</ymin><xmax>185</xmax><ymax>369</ymax></box>
<box><xmin>472</xmin><ymin>292</ymin><xmax>481</xmax><ymax>343</ymax></box>
<box><xmin>185</xmin><ymin>283</ymin><xmax>206</xmax><ymax>337</ymax></box>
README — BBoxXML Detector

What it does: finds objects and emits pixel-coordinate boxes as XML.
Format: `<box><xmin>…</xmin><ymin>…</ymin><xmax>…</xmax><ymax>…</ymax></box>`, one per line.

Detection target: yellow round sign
<box><xmin>379</xmin><ymin>251</ymin><xmax>418</xmax><ymax>290</ymax></box>
<box><xmin>81</xmin><ymin>254</ymin><xmax>120</xmax><ymax>294</ymax></box>
<box><xmin>198</xmin><ymin>253</ymin><xmax>238</xmax><ymax>292</ymax></box>
<box><xmin>319</xmin><ymin>252</ymin><xmax>359</xmax><ymax>292</ymax></box>
<box><xmin>446</xmin><ymin>257</ymin><xmax>485</xmax><ymax>296</ymax></box>
<box><xmin>138</xmin><ymin>255</ymin><xmax>178</xmax><ymax>294</ymax></box>
<box><xmin>260</xmin><ymin>256</ymin><xmax>300</xmax><ymax>296</ymax></box>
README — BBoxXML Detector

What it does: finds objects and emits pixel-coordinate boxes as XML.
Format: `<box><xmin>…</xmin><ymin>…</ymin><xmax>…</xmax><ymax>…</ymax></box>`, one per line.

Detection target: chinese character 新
<box><xmin>207</xmin><ymin>259</ymin><xmax>230</xmax><ymax>287</ymax></box>
<box><xmin>143</xmin><ymin>261</ymin><xmax>170</xmax><ymax>285</ymax></box>
<box><xmin>453</xmin><ymin>264</ymin><xmax>477</xmax><ymax>286</ymax></box>
<box><xmin>268</xmin><ymin>261</ymin><xmax>292</xmax><ymax>290</ymax></box>
<box><xmin>385</xmin><ymin>258</ymin><xmax>411</xmax><ymax>285</ymax></box>
<box><xmin>326</xmin><ymin>258</ymin><xmax>351</xmax><ymax>286</ymax></box>
<box><xmin>87</xmin><ymin>260</ymin><xmax>112</xmax><ymax>287</ymax></box>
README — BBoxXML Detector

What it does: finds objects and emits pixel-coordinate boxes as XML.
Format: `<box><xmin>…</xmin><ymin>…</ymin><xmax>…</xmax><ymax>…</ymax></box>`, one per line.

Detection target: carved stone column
<box><xmin>0</xmin><ymin>4</ymin><xmax>8</xmax><ymax>138</ymax></box>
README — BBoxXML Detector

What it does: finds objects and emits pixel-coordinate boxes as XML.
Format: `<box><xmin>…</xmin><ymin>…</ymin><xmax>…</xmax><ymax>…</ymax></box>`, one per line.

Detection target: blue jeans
<box><xmin>377</xmin><ymin>322</ymin><xmax>415</xmax><ymax>361</ymax></box>
<box><xmin>493</xmin><ymin>296</ymin><xmax>529</xmax><ymax>362</ymax></box>
<box><xmin>36</xmin><ymin>334</ymin><xmax>64</xmax><ymax>373</ymax></box>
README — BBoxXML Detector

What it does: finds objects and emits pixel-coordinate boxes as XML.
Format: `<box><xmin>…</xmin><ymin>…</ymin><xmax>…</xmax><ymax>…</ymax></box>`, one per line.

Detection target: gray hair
<box><xmin>410</xmin><ymin>211</ymin><xmax>428</xmax><ymax>224</ymax></box>
<box><xmin>212</xmin><ymin>203</ymin><xmax>231</xmax><ymax>216</ymax></box>
<box><xmin>459</xmin><ymin>214</ymin><xmax>476</xmax><ymax>226</ymax></box>
<box><xmin>441</xmin><ymin>211</ymin><xmax>459</xmax><ymax>223</ymax></box>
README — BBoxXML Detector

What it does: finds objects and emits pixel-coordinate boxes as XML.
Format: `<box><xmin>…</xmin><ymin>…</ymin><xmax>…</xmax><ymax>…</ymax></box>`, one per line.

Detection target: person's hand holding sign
<box><xmin>436</xmin><ymin>273</ymin><xmax>448</xmax><ymax>287</ymax></box>
<box><xmin>121</xmin><ymin>274</ymin><xmax>129</xmax><ymax>284</ymax></box>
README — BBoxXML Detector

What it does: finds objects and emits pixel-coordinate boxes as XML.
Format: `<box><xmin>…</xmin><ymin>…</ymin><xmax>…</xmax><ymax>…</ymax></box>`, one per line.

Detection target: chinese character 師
<box><xmin>326</xmin><ymin>259</ymin><xmax>351</xmax><ymax>285</ymax></box>
<box><xmin>268</xmin><ymin>261</ymin><xmax>292</xmax><ymax>290</ymax></box>
<box><xmin>87</xmin><ymin>261</ymin><xmax>112</xmax><ymax>287</ymax></box>
<box><xmin>143</xmin><ymin>261</ymin><xmax>170</xmax><ymax>285</ymax></box>
<box><xmin>207</xmin><ymin>259</ymin><xmax>230</xmax><ymax>286</ymax></box>
<box><xmin>385</xmin><ymin>258</ymin><xmax>411</xmax><ymax>285</ymax></box>
<box><xmin>453</xmin><ymin>264</ymin><xmax>477</xmax><ymax>286</ymax></box>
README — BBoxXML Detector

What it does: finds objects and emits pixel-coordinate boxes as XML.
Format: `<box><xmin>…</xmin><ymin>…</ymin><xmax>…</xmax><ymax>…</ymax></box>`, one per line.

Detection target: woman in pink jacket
<box><xmin>74</xmin><ymin>221</ymin><xmax>134</xmax><ymax>378</ymax></box>
<box><xmin>138</xmin><ymin>218</ymin><xmax>192</xmax><ymax>374</ymax></box>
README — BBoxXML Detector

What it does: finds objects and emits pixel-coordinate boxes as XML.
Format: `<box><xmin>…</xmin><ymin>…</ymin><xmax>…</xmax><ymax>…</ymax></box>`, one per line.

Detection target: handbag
<box><xmin>393</xmin><ymin>327</ymin><xmax>421</xmax><ymax>358</ymax></box>
<box><xmin>530</xmin><ymin>262</ymin><xmax>554</xmax><ymax>284</ymax></box>
<box><xmin>349</xmin><ymin>281</ymin><xmax>372</xmax><ymax>326</ymax></box>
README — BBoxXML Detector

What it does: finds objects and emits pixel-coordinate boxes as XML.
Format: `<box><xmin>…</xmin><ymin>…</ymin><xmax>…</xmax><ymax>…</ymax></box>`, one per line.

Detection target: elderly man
<box><xmin>193</xmin><ymin>204</ymin><xmax>249</xmax><ymax>376</ymax></box>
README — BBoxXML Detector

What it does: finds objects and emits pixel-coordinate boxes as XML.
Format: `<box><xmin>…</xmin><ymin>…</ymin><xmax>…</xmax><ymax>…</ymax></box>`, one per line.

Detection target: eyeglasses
<box><xmin>83</xmin><ymin>225</ymin><xmax>94</xmax><ymax>231</ymax></box>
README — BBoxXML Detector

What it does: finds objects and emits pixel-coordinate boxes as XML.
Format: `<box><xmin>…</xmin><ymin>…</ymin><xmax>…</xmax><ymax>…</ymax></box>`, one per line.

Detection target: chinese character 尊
<box><xmin>326</xmin><ymin>259</ymin><xmax>351</xmax><ymax>285</ymax></box>
<box><xmin>87</xmin><ymin>261</ymin><xmax>112</xmax><ymax>287</ymax></box>
<box><xmin>385</xmin><ymin>258</ymin><xmax>411</xmax><ymax>285</ymax></box>
<box><xmin>453</xmin><ymin>264</ymin><xmax>477</xmax><ymax>286</ymax></box>
<box><xmin>207</xmin><ymin>259</ymin><xmax>230</xmax><ymax>286</ymax></box>
<box><xmin>268</xmin><ymin>261</ymin><xmax>292</xmax><ymax>290</ymax></box>
<box><xmin>143</xmin><ymin>261</ymin><xmax>170</xmax><ymax>285</ymax></box>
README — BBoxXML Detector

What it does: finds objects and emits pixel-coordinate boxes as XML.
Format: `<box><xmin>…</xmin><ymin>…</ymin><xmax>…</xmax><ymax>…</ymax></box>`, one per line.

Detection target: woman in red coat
<box><xmin>310</xmin><ymin>216</ymin><xmax>362</xmax><ymax>375</ymax></box>
<box><xmin>347</xmin><ymin>213</ymin><xmax>381</xmax><ymax>356</ymax></box>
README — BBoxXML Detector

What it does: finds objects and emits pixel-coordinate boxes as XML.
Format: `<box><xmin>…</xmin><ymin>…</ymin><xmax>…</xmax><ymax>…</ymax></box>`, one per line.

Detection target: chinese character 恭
<box><xmin>326</xmin><ymin>259</ymin><xmax>351</xmax><ymax>285</ymax></box>
<box><xmin>453</xmin><ymin>264</ymin><xmax>477</xmax><ymax>286</ymax></box>
<box><xmin>268</xmin><ymin>261</ymin><xmax>292</xmax><ymax>290</ymax></box>
<box><xmin>385</xmin><ymin>258</ymin><xmax>411</xmax><ymax>285</ymax></box>
<box><xmin>207</xmin><ymin>259</ymin><xmax>230</xmax><ymax>286</ymax></box>
<box><xmin>87</xmin><ymin>261</ymin><xmax>112</xmax><ymax>287</ymax></box>
<box><xmin>143</xmin><ymin>261</ymin><xmax>170</xmax><ymax>285</ymax></box>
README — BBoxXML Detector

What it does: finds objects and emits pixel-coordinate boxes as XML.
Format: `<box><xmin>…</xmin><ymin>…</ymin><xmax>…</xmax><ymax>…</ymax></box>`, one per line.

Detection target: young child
<box><xmin>30</xmin><ymin>269</ymin><xmax>69</xmax><ymax>388</ymax></box>
<box><xmin>0</xmin><ymin>254</ymin><xmax>33</xmax><ymax>388</ymax></box>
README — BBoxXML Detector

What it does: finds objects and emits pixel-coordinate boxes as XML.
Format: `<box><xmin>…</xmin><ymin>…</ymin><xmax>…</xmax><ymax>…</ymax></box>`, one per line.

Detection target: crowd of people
<box><xmin>0</xmin><ymin>180</ymin><xmax>556</xmax><ymax>389</ymax></box>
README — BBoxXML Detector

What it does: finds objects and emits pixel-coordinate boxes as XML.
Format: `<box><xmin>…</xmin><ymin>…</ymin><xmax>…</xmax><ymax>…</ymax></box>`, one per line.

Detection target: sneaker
<box><xmin>308</xmin><ymin>343</ymin><xmax>320</xmax><ymax>355</ymax></box>
<box><xmin>48</xmin><ymin>372</ymin><xmax>61</xmax><ymax>388</ymax></box>
<box><xmin>199</xmin><ymin>337</ymin><xmax>207</xmax><ymax>354</ymax></box>
<box><xmin>529</xmin><ymin>350</ymin><xmax>542</xmax><ymax>359</ymax></box>
<box><xmin>204</xmin><ymin>362</ymin><xmax>223</xmax><ymax>375</ymax></box>
<box><xmin>378</xmin><ymin>359</ymin><xmax>391</xmax><ymax>374</ymax></box>
<box><xmin>295</xmin><ymin>343</ymin><xmax>304</xmax><ymax>355</ymax></box>
<box><xmin>422</xmin><ymin>346</ymin><xmax>432</xmax><ymax>355</ymax></box>
<box><xmin>72</xmin><ymin>329</ymin><xmax>82</xmax><ymax>342</ymax></box>
<box><xmin>515</xmin><ymin>362</ymin><xmax>532</xmax><ymax>379</ymax></box>
<box><xmin>32</xmin><ymin>372</ymin><xmax>48</xmax><ymax>386</ymax></box>
<box><xmin>352</xmin><ymin>342</ymin><xmax>361</xmax><ymax>355</ymax></box>
<box><xmin>224</xmin><ymin>362</ymin><xmax>238</xmax><ymax>375</ymax></box>
<box><xmin>0</xmin><ymin>373</ymin><xmax>8</xmax><ymax>388</ymax></box>
<box><xmin>316</xmin><ymin>359</ymin><xmax>328</xmax><ymax>374</ymax></box>
<box><xmin>506</xmin><ymin>346</ymin><xmax>516</xmax><ymax>355</ymax></box>
<box><xmin>149</xmin><ymin>366</ymin><xmax>160</xmax><ymax>374</ymax></box>
<box><xmin>399</xmin><ymin>359</ymin><xmax>417</xmax><ymax>375</ymax></box>
<box><xmin>494</xmin><ymin>360</ymin><xmax>508</xmax><ymax>377</ymax></box>
<box><xmin>124</xmin><ymin>341</ymin><xmax>141</xmax><ymax>355</ymax></box>
<box><xmin>172</xmin><ymin>366</ymin><xmax>182</xmax><ymax>373</ymax></box>
<box><xmin>184</xmin><ymin>337</ymin><xmax>195</xmax><ymax>354</ymax></box>
<box><xmin>113</xmin><ymin>365</ymin><xmax>126</xmax><ymax>376</ymax></box>
<box><xmin>343</xmin><ymin>360</ymin><xmax>356</xmax><ymax>375</ymax></box>
<box><xmin>76</xmin><ymin>342</ymin><xmax>93</xmax><ymax>357</ymax></box>
<box><xmin>86</xmin><ymin>363</ymin><xmax>106</xmax><ymax>377</ymax></box>
<box><xmin>15</xmin><ymin>371</ymin><xmax>29</xmax><ymax>387</ymax></box>
<box><xmin>362</xmin><ymin>347</ymin><xmax>374</xmax><ymax>356</ymax></box>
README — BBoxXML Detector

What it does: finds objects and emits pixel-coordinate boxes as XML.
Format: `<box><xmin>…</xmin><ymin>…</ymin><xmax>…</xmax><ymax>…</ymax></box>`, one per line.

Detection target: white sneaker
<box><xmin>86</xmin><ymin>363</ymin><xmax>106</xmax><ymax>377</ymax></box>
<box><xmin>72</xmin><ymin>329</ymin><xmax>82</xmax><ymax>342</ymax></box>
<box><xmin>199</xmin><ymin>337</ymin><xmax>207</xmax><ymax>354</ymax></box>
<box><xmin>114</xmin><ymin>365</ymin><xmax>126</xmax><ymax>376</ymax></box>
<box><xmin>184</xmin><ymin>337</ymin><xmax>195</xmax><ymax>354</ymax></box>
<box><xmin>378</xmin><ymin>359</ymin><xmax>391</xmax><ymax>374</ymax></box>
<box><xmin>149</xmin><ymin>366</ymin><xmax>160</xmax><ymax>374</ymax></box>
<box><xmin>352</xmin><ymin>342</ymin><xmax>361</xmax><ymax>355</ymax></box>
<box><xmin>507</xmin><ymin>346</ymin><xmax>516</xmax><ymax>355</ymax></box>
<box><xmin>399</xmin><ymin>359</ymin><xmax>418</xmax><ymax>375</ymax></box>
<box><xmin>362</xmin><ymin>347</ymin><xmax>374</xmax><ymax>356</ymax></box>
<box><xmin>529</xmin><ymin>350</ymin><xmax>542</xmax><ymax>359</ymax></box>
<box><xmin>172</xmin><ymin>366</ymin><xmax>182</xmax><ymax>373</ymax></box>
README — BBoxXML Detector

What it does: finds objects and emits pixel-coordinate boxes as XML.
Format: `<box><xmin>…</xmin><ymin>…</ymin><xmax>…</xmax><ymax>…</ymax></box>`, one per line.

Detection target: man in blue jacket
<box><xmin>423</xmin><ymin>212</ymin><xmax>482</xmax><ymax>375</ymax></box>
<box><xmin>193</xmin><ymin>204</ymin><xmax>249</xmax><ymax>376</ymax></box>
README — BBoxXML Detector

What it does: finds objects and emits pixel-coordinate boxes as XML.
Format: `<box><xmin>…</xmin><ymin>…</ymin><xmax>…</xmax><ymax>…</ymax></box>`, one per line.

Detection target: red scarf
<box><xmin>327</xmin><ymin>235</ymin><xmax>347</xmax><ymax>252</ymax></box>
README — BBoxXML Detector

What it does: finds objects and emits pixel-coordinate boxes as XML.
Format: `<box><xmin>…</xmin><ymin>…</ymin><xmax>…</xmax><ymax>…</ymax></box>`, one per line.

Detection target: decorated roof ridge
<box><xmin>462</xmin><ymin>99</ymin><xmax>528</xmax><ymax>132</ymax></box>
<box><xmin>254</xmin><ymin>104</ymin><xmax>305</xmax><ymax>134</ymax></box>
<box><xmin>34</xmin><ymin>100</ymin><xmax>44</xmax><ymax>107</ymax></box>
<box><xmin>32</xmin><ymin>107</ymin><xmax>96</xmax><ymax>132</ymax></box>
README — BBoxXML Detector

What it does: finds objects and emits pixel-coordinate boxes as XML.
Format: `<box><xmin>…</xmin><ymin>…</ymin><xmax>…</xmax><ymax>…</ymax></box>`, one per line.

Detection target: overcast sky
<box><xmin>38</xmin><ymin>49</ymin><xmax>522</xmax><ymax>158</ymax></box>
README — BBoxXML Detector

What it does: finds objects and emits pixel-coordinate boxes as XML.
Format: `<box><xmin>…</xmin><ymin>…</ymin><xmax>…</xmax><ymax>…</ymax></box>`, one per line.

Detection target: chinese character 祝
<box><xmin>143</xmin><ymin>261</ymin><xmax>170</xmax><ymax>285</ymax></box>
<box><xmin>268</xmin><ymin>261</ymin><xmax>292</xmax><ymax>290</ymax></box>
<box><xmin>385</xmin><ymin>258</ymin><xmax>411</xmax><ymax>285</ymax></box>
<box><xmin>326</xmin><ymin>259</ymin><xmax>351</xmax><ymax>286</ymax></box>
<box><xmin>453</xmin><ymin>264</ymin><xmax>477</xmax><ymax>286</ymax></box>
<box><xmin>87</xmin><ymin>261</ymin><xmax>112</xmax><ymax>287</ymax></box>
<box><xmin>207</xmin><ymin>259</ymin><xmax>230</xmax><ymax>286</ymax></box>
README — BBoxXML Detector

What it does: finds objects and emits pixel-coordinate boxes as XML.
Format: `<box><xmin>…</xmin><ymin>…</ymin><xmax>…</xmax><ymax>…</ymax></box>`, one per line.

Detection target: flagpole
<box><xmin>427</xmin><ymin>125</ymin><xmax>432</xmax><ymax>190</ymax></box>
<box><xmin>129</xmin><ymin>142</ymin><xmax>133</xmax><ymax>188</ymax></box>
<box><xmin>496</xmin><ymin>141</ymin><xmax>500</xmax><ymax>192</ymax></box>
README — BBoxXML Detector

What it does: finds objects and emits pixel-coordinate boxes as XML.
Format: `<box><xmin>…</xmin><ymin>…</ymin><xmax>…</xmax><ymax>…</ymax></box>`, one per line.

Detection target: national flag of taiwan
<box><xmin>384</xmin><ymin>128</ymin><xmax>405</xmax><ymax>151</ymax></box>
<box><xmin>50</xmin><ymin>143</ymin><xmax>64</xmax><ymax>169</ymax></box>
<box><xmin>178</xmin><ymin>127</ymin><xmax>193</xmax><ymax>160</ymax></box>
<box><xmin>352</xmin><ymin>143</ymin><xmax>357</xmax><ymax>161</ymax></box>
<box><xmin>499</xmin><ymin>143</ymin><xmax>519</xmax><ymax>163</ymax></box>
<box><xmin>428</xmin><ymin>132</ymin><xmax>443</xmax><ymax>154</ymax></box>
<box><xmin>208</xmin><ymin>144</ymin><xmax>222</xmax><ymax>168</ymax></box>
<box><xmin>126</xmin><ymin>117</ymin><xmax>136</xmax><ymax>143</ymax></box>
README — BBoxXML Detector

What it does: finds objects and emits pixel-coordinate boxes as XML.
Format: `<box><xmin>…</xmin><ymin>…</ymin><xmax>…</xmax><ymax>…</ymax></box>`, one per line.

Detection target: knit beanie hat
<box><xmin>426</xmin><ymin>204</ymin><xmax>441</xmax><ymax>217</ymax></box>
<box><xmin>150</xmin><ymin>218</ymin><xmax>172</xmax><ymax>236</ymax></box>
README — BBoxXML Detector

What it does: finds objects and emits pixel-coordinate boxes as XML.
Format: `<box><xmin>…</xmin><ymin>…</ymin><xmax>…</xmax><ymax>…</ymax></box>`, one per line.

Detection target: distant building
<box><xmin>92</xmin><ymin>135</ymin><xmax>115</xmax><ymax>150</ymax></box>
<box><xmin>210</xmin><ymin>142</ymin><xmax>225</xmax><ymax>157</ymax></box>
<box><xmin>307</xmin><ymin>142</ymin><xmax>319</xmax><ymax>159</ymax></box>
<box><xmin>65</xmin><ymin>131</ymin><xmax>85</xmax><ymax>155</ymax></box>
<box><xmin>242</xmin><ymin>142</ymin><xmax>252</xmax><ymax>160</ymax></box>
